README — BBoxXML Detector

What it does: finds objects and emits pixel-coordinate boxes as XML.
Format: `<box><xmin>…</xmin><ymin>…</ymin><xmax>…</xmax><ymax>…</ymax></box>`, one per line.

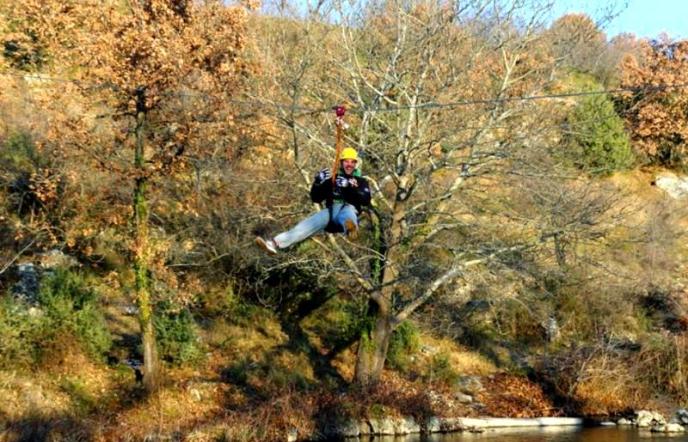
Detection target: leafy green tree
<box><xmin>566</xmin><ymin>93</ymin><xmax>633</xmax><ymax>175</ymax></box>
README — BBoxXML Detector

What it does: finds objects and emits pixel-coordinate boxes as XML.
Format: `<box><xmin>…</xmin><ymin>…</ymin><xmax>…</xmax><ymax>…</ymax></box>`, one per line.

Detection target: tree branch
<box><xmin>0</xmin><ymin>238</ymin><xmax>37</xmax><ymax>275</ymax></box>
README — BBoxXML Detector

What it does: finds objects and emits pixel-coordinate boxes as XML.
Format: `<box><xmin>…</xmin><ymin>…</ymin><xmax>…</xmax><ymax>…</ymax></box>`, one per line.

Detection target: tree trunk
<box><xmin>354</xmin><ymin>306</ymin><xmax>393</xmax><ymax>387</ymax></box>
<box><xmin>355</xmin><ymin>196</ymin><xmax>405</xmax><ymax>387</ymax></box>
<box><xmin>134</xmin><ymin>87</ymin><xmax>159</xmax><ymax>393</ymax></box>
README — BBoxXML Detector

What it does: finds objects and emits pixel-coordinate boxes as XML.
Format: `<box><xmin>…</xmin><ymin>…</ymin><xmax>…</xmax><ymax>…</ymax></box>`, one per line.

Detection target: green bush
<box><xmin>426</xmin><ymin>352</ymin><xmax>459</xmax><ymax>385</ymax></box>
<box><xmin>301</xmin><ymin>296</ymin><xmax>368</xmax><ymax>353</ymax></box>
<box><xmin>1</xmin><ymin>131</ymin><xmax>41</xmax><ymax>172</ymax></box>
<box><xmin>566</xmin><ymin>93</ymin><xmax>634</xmax><ymax>176</ymax></box>
<box><xmin>386</xmin><ymin>321</ymin><xmax>421</xmax><ymax>372</ymax></box>
<box><xmin>0</xmin><ymin>269</ymin><xmax>112</xmax><ymax>368</ymax></box>
<box><xmin>0</xmin><ymin>297</ymin><xmax>46</xmax><ymax>368</ymax></box>
<box><xmin>154</xmin><ymin>301</ymin><xmax>204</xmax><ymax>365</ymax></box>
<box><xmin>38</xmin><ymin>269</ymin><xmax>112</xmax><ymax>359</ymax></box>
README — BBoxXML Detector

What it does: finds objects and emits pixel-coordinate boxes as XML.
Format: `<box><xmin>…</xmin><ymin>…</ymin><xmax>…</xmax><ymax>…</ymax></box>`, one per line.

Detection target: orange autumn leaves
<box><xmin>620</xmin><ymin>37</ymin><xmax>688</xmax><ymax>168</ymax></box>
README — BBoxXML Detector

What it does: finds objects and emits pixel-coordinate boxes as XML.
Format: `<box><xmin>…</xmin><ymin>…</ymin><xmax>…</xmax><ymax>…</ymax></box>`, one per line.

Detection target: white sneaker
<box><xmin>255</xmin><ymin>236</ymin><xmax>278</xmax><ymax>255</ymax></box>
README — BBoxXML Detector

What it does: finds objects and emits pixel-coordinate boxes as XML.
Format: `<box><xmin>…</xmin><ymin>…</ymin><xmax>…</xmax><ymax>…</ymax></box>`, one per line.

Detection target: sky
<box><xmin>551</xmin><ymin>0</ymin><xmax>687</xmax><ymax>40</ymax></box>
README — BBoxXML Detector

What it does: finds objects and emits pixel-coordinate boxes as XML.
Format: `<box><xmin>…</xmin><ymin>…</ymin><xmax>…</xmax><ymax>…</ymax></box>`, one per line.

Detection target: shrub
<box><xmin>386</xmin><ymin>321</ymin><xmax>421</xmax><ymax>372</ymax></box>
<box><xmin>0</xmin><ymin>297</ymin><xmax>46</xmax><ymax>368</ymax></box>
<box><xmin>566</xmin><ymin>93</ymin><xmax>633</xmax><ymax>175</ymax></box>
<box><xmin>425</xmin><ymin>352</ymin><xmax>459</xmax><ymax>385</ymax></box>
<box><xmin>0</xmin><ymin>269</ymin><xmax>112</xmax><ymax>368</ymax></box>
<box><xmin>1</xmin><ymin>131</ymin><xmax>41</xmax><ymax>172</ymax></box>
<box><xmin>634</xmin><ymin>332</ymin><xmax>688</xmax><ymax>399</ymax></box>
<box><xmin>154</xmin><ymin>301</ymin><xmax>203</xmax><ymax>365</ymax></box>
<box><xmin>302</xmin><ymin>296</ymin><xmax>368</xmax><ymax>353</ymax></box>
<box><xmin>38</xmin><ymin>269</ymin><xmax>112</xmax><ymax>360</ymax></box>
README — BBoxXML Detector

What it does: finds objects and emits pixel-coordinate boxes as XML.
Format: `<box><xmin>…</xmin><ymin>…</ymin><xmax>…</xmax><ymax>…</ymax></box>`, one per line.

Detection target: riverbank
<box><xmin>3</xmin><ymin>225</ymin><xmax>688</xmax><ymax>441</ymax></box>
<box><xmin>0</xmin><ymin>355</ymin><xmax>659</xmax><ymax>442</ymax></box>
<box><xmin>323</xmin><ymin>417</ymin><xmax>584</xmax><ymax>439</ymax></box>
<box><xmin>1</xmin><ymin>310</ymin><xmax>685</xmax><ymax>442</ymax></box>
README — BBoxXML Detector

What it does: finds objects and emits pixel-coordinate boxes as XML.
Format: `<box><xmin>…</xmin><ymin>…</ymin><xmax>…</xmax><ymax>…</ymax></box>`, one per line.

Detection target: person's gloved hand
<box><xmin>336</xmin><ymin>175</ymin><xmax>358</xmax><ymax>188</ymax></box>
<box><xmin>316</xmin><ymin>168</ymin><xmax>331</xmax><ymax>183</ymax></box>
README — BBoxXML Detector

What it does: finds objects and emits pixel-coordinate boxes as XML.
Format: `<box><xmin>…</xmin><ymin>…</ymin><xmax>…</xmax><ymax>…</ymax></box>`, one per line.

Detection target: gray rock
<box><xmin>471</xmin><ymin>401</ymin><xmax>486</xmax><ymax>410</ymax></box>
<box><xmin>437</xmin><ymin>418</ymin><xmax>458</xmax><ymax>432</ymax></box>
<box><xmin>455</xmin><ymin>375</ymin><xmax>484</xmax><ymax>394</ymax></box>
<box><xmin>617</xmin><ymin>417</ymin><xmax>633</xmax><ymax>425</ymax></box>
<box><xmin>393</xmin><ymin>417</ymin><xmax>420</xmax><ymax>434</ymax></box>
<box><xmin>655</xmin><ymin>173</ymin><xmax>688</xmax><ymax>199</ymax></box>
<box><xmin>39</xmin><ymin>249</ymin><xmax>78</xmax><ymax>270</ymax></box>
<box><xmin>425</xmin><ymin>417</ymin><xmax>441</xmax><ymax>433</ymax></box>
<box><xmin>674</xmin><ymin>408</ymin><xmax>688</xmax><ymax>425</ymax></box>
<box><xmin>368</xmin><ymin>418</ymin><xmax>395</xmax><ymax>435</ymax></box>
<box><xmin>189</xmin><ymin>388</ymin><xmax>202</xmax><ymax>402</ymax></box>
<box><xmin>652</xmin><ymin>423</ymin><xmax>685</xmax><ymax>433</ymax></box>
<box><xmin>328</xmin><ymin>420</ymin><xmax>360</xmax><ymax>437</ymax></box>
<box><xmin>455</xmin><ymin>392</ymin><xmax>473</xmax><ymax>403</ymax></box>
<box><xmin>13</xmin><ymin>262</ymin><xmax>39</xmax><ymax>303</ymax></box>
<box><xmin>636</xmin><ymin>410</ymin><xmax>666</xmax><ymax>428</ymax></box>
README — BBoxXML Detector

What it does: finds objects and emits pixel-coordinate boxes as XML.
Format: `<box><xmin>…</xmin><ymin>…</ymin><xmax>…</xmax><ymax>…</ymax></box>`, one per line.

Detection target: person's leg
<box><xmin>273</xmin><ymin>208</ymin><xmax>330</xmax><ymax>249</ymax></box>
<box><xmin>334</xmin><ymin>204</ymin><xmax>359</xmax><ymax>238</ymax></box>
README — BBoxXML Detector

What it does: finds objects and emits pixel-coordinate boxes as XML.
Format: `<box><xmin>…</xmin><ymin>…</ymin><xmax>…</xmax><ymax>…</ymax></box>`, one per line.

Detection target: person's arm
<box><xmin>354</xmin><ymin>177</ymin><xmax>372</xmax><ymax>207</ymax></box>
<box><xmin>337</xmin><ymin>176</ymin><xmax>371</xmax><ymax>208</ymax></box>
<box><xmin>310</xmin><ymin>168</ymin><xmax>333</xmax><ymax>204</ymax></box>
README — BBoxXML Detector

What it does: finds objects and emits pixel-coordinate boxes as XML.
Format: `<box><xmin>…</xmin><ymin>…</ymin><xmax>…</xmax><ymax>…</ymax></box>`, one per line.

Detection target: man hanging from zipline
<box><xmin>255</xmin><ymin>106</ymin><xmax>371</xmax><ymax>255</ymax></box>
<box><xmin>255</xmin><ymin>146</ymin><xmax>371</xmax><ymax>255</ymax></box>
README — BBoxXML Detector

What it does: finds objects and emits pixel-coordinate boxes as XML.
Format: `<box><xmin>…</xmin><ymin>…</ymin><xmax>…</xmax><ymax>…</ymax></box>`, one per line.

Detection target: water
<box><xmin>353</xmin><ymin>427</ymin><xmax>688</xmax><ymax>442</ymax></box>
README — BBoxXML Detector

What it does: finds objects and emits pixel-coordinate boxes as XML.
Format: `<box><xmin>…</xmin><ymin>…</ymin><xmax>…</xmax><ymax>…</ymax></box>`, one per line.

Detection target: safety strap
<box><xmin>325</xmin><ymin>105</ymin><xmax>346</xmax><ymax>233</ymax></box>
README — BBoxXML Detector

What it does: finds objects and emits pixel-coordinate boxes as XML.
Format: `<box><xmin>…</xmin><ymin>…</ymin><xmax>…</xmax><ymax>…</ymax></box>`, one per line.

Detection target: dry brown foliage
<box><xmin>479</xmin><ymin>373</ymin><xmax>562</xmax><ymax>418</ymax></box>
<box><xmin>620</xmin><ymin>37</ymin><xmax>688</xmax><ymax>168</ymax></box>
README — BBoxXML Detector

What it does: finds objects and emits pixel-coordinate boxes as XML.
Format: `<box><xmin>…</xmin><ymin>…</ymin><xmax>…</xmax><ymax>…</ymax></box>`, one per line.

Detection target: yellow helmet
<box><xmin>340</xmin><ymin>147</ymin><xmax>359</xmax><ymax>161</ymax></box>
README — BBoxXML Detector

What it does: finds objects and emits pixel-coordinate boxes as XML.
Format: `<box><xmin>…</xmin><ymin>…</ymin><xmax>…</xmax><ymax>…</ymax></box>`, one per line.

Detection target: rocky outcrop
<box><xmin>325</xmin><ymin>415</ymin><xmax>583</xmax><ymax>438</ymax></box>
<box><xmin>671</xmin><ymin>408</ymin><xmax>688</xmax><ymax>426</ymax></box>
<box><xmin>636</xmin><ymin>410</ymin><xmax>666</xmax><ymax>428</ymax></box>
<box><xmin>655</xmin><ymin>173</ymin><xmax>688</xmax><ymax>199</ymax></box>
<box><xmin>455</xmin><ymin>375</ymin><xmax>484</xmax><ymax>395</ymax></box>
<box><xmin>11</xmin><ymin>250</ymin><xmax>79</xmax><ymax>303</ymax></box>
<box><xmin>652</xmin><ymin>423</ymin><xmax>685</xmax><ymax>433</ymax></box>
<box><xmin>616</xmin><ymin>409</ymin><xmax>688</xmax><ymax>433</ymax></box>
<box><xmin>12</xmin><ymin>262</ymin><xmax>40</xmax><ymax>303</ymax></box>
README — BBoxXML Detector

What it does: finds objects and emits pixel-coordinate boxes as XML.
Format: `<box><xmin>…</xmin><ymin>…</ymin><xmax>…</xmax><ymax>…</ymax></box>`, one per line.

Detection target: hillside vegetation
<box><xmin>1</xmin><ymin>1</ymin><xmax>688</xmax><ymax>440</ymax></box>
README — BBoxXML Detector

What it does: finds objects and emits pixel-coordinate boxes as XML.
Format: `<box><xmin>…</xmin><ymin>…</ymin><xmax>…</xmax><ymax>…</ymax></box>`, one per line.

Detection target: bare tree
<box><xmin>253</xmin><ymin>0</ymin><xmax>633</xmax><ymax>386</ymax></box>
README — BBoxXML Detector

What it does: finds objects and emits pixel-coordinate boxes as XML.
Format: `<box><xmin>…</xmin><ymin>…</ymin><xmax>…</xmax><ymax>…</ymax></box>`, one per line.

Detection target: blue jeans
<box><xmin>273</xmin><ymin>203</ymin><xmax>358</xmax><ymax>249</ymax></box>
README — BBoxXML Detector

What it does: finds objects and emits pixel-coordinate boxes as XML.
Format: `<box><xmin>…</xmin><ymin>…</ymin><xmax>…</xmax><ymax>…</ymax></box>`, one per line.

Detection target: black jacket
<box><xmin>310</xmin><ymin>168</ymin><xmax>371</xmax><ymax>212</ymax></box>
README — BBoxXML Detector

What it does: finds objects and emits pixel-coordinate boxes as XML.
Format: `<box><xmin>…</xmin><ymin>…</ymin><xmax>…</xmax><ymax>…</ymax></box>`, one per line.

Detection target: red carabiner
<box><xmin>334</xmin><ymin>105</ymin><xmax>346</xmax><ymax>118</ymax></box>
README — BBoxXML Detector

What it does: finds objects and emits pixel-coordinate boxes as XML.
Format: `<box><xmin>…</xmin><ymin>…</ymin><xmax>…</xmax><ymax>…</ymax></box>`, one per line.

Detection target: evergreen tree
<box><xmin>567</xmin><ymin>93</ymin><xmax>633</xmax><ymax>175</ymax></box>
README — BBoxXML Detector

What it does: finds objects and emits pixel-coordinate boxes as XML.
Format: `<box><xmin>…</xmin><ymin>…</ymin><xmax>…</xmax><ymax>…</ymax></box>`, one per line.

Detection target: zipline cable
<box><xmin>3</xmin><ymin>71</ymin><xmax>688</xmax><ymax>116</ymax></box>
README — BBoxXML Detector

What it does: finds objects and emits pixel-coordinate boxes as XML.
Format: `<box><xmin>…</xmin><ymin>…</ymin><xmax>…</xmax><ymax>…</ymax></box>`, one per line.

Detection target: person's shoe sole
<box><xmin>255</xmin><ymin>237</ymin><xmax>277</xmax><ymax>255</ymax></box>
<box><xmin>344</xmin><ymin>220</ymin><xmax>358</xmax><ymax>240</ymax></box>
